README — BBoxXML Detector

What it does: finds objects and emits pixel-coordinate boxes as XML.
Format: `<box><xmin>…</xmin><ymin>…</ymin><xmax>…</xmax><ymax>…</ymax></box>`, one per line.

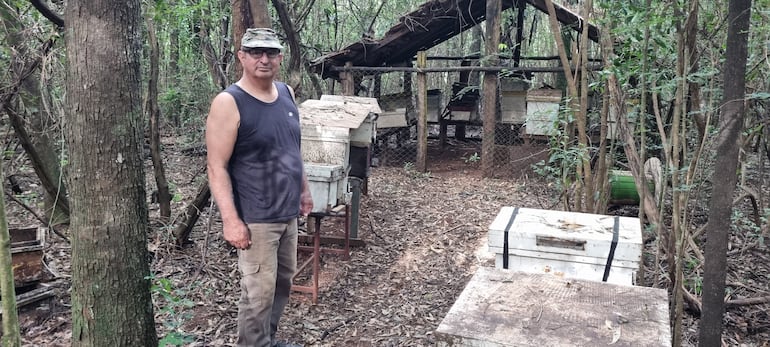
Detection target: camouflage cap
<box><xmin>241</xmin><ymin>28</ymin><xmax>284</xmax><ymax>50</ymax></box>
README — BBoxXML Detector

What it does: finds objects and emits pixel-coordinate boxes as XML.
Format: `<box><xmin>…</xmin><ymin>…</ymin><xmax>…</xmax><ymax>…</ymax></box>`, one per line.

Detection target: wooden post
<box><xmin>416</xmin><ymin>51</ymin><xmax>428</xmax><ymax>172</ymax></box>
<box><xmin>373</xmin><ymin>73</ymin><xmax>382</xmax><ymax>98</ymax></box>
<box><xmin>341</xmin><ymin>61</ymin><xmax>355</xmax><ymax>96</ymax></box>
<box><xmin>482</xmin><ymin>0</ymin><xmax>501</xmax><ymax>177</ymax></box>
<box><xmin>513</xmin><ymin>0</ymin><xmax>526</xmax><ymax>70</ymax></box>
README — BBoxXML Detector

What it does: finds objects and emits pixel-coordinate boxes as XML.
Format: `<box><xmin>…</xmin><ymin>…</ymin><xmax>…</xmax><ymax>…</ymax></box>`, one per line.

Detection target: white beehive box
<box><xmin>488</xmin><ymin>207</ymin><xmax>642</xmax><ymax>286</ymax></box>
<box><xmin>349</xmin><ymin>115</ymin><xmax>376</xmax><ymax>146</ymax></box>
<box><xmin>305</xmin><ymin>163</ymin><xmax>346</xmax><ymax>214</ymax></box>
<box><xmin>317</xmin><ymin>95</ymin><xmax>381</xmax><ymax>147</ymax></box>
<box><xmin>524</xmin><ymin>88</ymin><xmax>562</xmax><ymax>136</ymax></box>
<box><xmin>300</xmin><ymin>124</ymin><xmax>350</xmax><ymax>167</ymax></box>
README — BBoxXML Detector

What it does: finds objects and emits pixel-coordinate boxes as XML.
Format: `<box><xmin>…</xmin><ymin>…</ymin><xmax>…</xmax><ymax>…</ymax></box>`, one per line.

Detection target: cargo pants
<box><xmin>236</xmin><ymin>219</ymin><xmax>298</xmax><ymax>347</ymax></box>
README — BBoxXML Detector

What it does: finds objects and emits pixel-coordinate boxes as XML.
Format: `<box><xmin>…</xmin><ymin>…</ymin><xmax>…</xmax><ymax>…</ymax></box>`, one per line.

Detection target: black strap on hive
<box><xmin>602</xmin><ymin>216</ymin><xmax>620</xmax><ymax>282</ymax></box>
<box><xmin>503</xmin><ymin>207</ymin><xmax>520</xmax><ymax>270</ymax></box>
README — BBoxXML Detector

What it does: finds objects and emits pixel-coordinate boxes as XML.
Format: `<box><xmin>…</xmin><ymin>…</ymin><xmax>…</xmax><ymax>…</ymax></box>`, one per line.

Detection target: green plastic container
<box><xmin>609</xmin><ymin>171</ymin><xmax>640</xmax><ymax>203</ymax></box>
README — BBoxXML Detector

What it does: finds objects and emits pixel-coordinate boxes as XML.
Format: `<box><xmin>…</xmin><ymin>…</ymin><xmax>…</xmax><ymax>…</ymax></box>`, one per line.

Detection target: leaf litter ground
<box><xmin>8</xmin><ymin>138</ymin><xmax>769</xmax><ymax>346</ymax></box>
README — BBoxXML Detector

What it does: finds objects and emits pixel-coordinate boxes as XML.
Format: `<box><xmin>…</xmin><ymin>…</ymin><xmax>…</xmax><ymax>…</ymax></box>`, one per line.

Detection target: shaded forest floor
<box><xmin>7</xmin><ymin>137</ymin><xmax>770</xmax><ymax>346</ymax></box>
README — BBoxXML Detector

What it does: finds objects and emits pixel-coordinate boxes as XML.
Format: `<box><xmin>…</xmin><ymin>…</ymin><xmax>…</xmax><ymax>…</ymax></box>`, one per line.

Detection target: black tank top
<box><xmin>225</xmin><ymin>82</ymin><xmax>303</xmax><ymax>223</ymax></box>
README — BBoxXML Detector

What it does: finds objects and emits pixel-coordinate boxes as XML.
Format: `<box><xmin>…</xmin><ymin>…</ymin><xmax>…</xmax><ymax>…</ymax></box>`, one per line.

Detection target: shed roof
<box><xmin>309</xmin><ymin>0</ymin><xmax>600</xmax><ymax>80</ymax></box>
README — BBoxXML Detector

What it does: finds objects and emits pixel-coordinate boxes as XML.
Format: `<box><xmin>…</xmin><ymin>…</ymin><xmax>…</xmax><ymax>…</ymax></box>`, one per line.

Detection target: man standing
<box><xmin>206</xmin><ymin>27</ymin><xmax>312</xmax><ymax>347</ymax></box>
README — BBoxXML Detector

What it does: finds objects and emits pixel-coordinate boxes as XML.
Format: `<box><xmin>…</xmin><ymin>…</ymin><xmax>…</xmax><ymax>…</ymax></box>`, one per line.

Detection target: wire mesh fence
<box><xmin>332</xmin><ymin>66</ymin><xmax>553</xmax><ymax>179</ymax></box>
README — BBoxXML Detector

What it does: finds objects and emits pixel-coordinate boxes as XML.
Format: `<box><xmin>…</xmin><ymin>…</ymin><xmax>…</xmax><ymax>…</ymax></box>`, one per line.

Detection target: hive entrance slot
<box><xmin>536</xmin><ymin>236</ymin><xmax>586</xmax><ymax>250</ymax></box>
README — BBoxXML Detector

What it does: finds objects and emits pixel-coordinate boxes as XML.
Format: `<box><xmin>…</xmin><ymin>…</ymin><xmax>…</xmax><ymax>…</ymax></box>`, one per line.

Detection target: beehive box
<box><xmin>435</xmin><ymin>267</ymin><xmax>671</xmax><ymax>347</ymax></box>
<box><xmin>377</xmin><ymin>108</ymin><xmax>407</xmax><ymax>128</ymax></box>
<box><xmin>305</xmin><ymin>163</ymin><xmax>346</xmax><ymax>214</ymax></box>
<box><xmin>500</xmin><ymin>79</ymin><xmax>528</xmax><ymax>124</ymax></box>
<box><xmin>427</xmin><ymin>89</ymin><xmax>442</xmax><ymax>123</ymax></box>
<box><xmin>348</xmin><ymin>114</ymin><xmax>376</xmax><ymax>147</ymax></box>
<box><xmin>444</xmin><ymin>109</ymin><xmax>472</xmax><ymax>122</ymax></box>
<box><xmin>318</xmin><ymin>95</ymin><xmax>381</xmax><ymax>146</ymax></box>
<box><xmin>10</xmin><ymin>226</ymin><xmax>46</xmax><ymax>287</ymax></box>
<box><xmin>488</xmin><ymin>207</ymin><xmax>642</xmax><ymax>286</ymax></box>
<box><xmin>300</xmin><ymin>124</ymin><xmax>350</xmax><ymax>167</ymax></box>
<box><xmin>524</xmin><ymin>88</ymin><xmax>562</xmax><ymax>136</ymax></box>
<box><xmin>501</xmin><ymin>90</ymin><xmax>527</xmax><ymax>124</ymax></box>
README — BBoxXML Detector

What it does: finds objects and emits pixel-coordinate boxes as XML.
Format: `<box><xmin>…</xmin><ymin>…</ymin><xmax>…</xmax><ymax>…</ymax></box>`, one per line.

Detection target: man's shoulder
<box><xmin>273</xmin><ymin>81</ymin><xmax>296</xmax><ymax>102</ymax></box>
<box><xmin>223</xmin><ymin>83</ymin><xmax>244</xmax><ymax>96</ymax></box>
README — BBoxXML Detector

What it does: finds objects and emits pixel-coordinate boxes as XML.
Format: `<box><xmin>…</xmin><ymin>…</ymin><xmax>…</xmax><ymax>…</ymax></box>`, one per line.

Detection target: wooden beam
<box><xmin>329</xmin><ymin>64</ymin><xmax>603</xmax><ymax>74</ymax></box>
<box><xmin>525</xmin><ymin>0</ymin><xmax>600</xmax><ymax>42</ymax></box>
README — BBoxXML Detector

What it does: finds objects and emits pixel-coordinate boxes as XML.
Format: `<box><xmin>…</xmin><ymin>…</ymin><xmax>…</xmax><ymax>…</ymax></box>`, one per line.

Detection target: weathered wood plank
<box><xmin>436</xmin><ymin>267</ymin><xmax>671</xmax><ymax>347</ymax></box>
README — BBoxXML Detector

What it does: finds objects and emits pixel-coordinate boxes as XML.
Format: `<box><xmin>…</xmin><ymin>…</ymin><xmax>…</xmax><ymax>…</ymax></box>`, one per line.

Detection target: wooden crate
<box><xmin>435</xmin><ymin>267</ymin><xmax>671</xmax><ymax>347</ymax></box>
<box><xmin>10</xmin><ymin>226</ymin><xmax>46</xmax><ymax>287</ymax></box>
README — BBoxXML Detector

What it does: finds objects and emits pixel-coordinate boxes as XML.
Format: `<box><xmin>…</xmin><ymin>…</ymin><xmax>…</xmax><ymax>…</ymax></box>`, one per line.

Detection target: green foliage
<box><xmin>164</xmin><ymin>181</ymin><xmax>184</xmax><ymax>203</ymax></box>
<box><xmin>462</xmin><ymin>152</ymin><xmax>481</xmax><ymax>163</ymax></box>
<box><xmin>531</xmin><ymin>97</ymin><xmax>586</xmax><ymax>193</ymax></box>
<box><xmin>141</xmin><ymin>0</ymin><xmax>224</xmax><ymax>139</ymax></box>
<box><xmin>689</xmin><ymin>275</ymin><xmax>703</xmax><ymax>296</ymax></box>
<box><xmin>402</xmin><ymin>162</ymin><xmax>431</xmax><ymax>179</ymax></box>
<box><xmin>147</xmin><ymin>275</ymin><xmax>195</xmax><ymax>347</ymax></box>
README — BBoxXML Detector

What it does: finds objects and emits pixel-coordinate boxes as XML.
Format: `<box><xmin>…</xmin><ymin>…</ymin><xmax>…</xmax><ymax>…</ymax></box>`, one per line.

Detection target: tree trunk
<box><xmin>272</xmin><ymin>0</ymin><xmax>304</xmax><ymax>95</ymax></box>
<box><xmin>145</xmin><ymin>13</ymin><xmax>172</xmax><ymax>221</ymax></box>
<box><xmin>544</xmin><ymin>0</ymin><xmax>591</xmax><ymax>211</ymax></box>
<box><xmin>249</xmin><ymin>0</ymin><xmax>271</xmax><ymax>28</ymax></box>
<box><xmin>698</xmin><ymin>0</ymin><xmax>752</xmax><ymax>345</ymax></box>
<box><xmin>64</xmin><ymin>0</ymin><xmax>158</xmax><ymax>345</ymax></box>
<box><xmin>173</xmin><ymin>180</ymin><xmax>211</xmax><ymax>246</ymax></box>
<box><xmin>0</xmin><ymin>161</ymin><xmax>21</xmax><ymax>347</ymax></box>
<box><xmin>200</xmin><ymin>21</ymin><xmax>229</xmax><ymax>90</ymax></box>
<box><xmin>232</xmin><ymin>0</ymin><xmax>271</xmax><ymax>78</ymax></box>
<box><xmin>469</xmin><ymin>26</ymin><xmax>483</xmax><ymax>86</ymax></box>
<box><xmin>0</xmin><ymin>4</ymin><xmax>70</xmax><ymax>225</ymax></box>
<box><xmin>578</xmin><ymin>0</ymin><xmax>594</xmax><ymax>212</ymax></box>
<box><xmin>482</xmin><ymin>0</ymin><xmax>501</xmax><ymax>178</ymax></box>
<box><xmin>168</xmin><ymin>15</ymin><xmax>181</xmax><ymax>128</ymax></box>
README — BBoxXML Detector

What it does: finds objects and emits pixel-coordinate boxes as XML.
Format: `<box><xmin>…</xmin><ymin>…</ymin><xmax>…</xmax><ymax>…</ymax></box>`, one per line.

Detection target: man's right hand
<box><xmin>223</xmin><ymin>221</ymin><xmax>251</xmax><ymax>250</ymax></box>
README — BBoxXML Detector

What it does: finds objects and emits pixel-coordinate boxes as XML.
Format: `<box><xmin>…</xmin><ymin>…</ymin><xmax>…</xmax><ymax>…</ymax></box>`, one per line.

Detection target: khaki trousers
<box><xmin>236</xmin><ymin>219</ymin><xmax>298</xmax><ymax>347</ymax></box>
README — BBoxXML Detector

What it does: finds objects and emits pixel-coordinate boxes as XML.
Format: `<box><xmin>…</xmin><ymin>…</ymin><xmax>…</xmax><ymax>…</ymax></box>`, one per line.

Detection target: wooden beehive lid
<box><xmin>500</xmin><ymin>78</ymin><xmax>529</xmax><ymax>91</ymax></box>
<box><xmin>304</xmin><ymin>162</ymin><xmax>345</xmax><ymax>180</ymax></box>
<box><xmin>435</xmin><ymin>267</ymin><xmax>671</xmax><ymax>347</ymax></box>
<box><xmin>527</xmin><ymin>88</ymin><xmax>563</xmax><ymax>102</ymax></box>
<box><xmin>299</xmin><ymin>99</ymin><xmax>376</xmax><ymax>129</ymax></box>
<box><xmin>319</xmin><ymin>94</ymin><xmax>383</xmax><ymax>114</ymax></box>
